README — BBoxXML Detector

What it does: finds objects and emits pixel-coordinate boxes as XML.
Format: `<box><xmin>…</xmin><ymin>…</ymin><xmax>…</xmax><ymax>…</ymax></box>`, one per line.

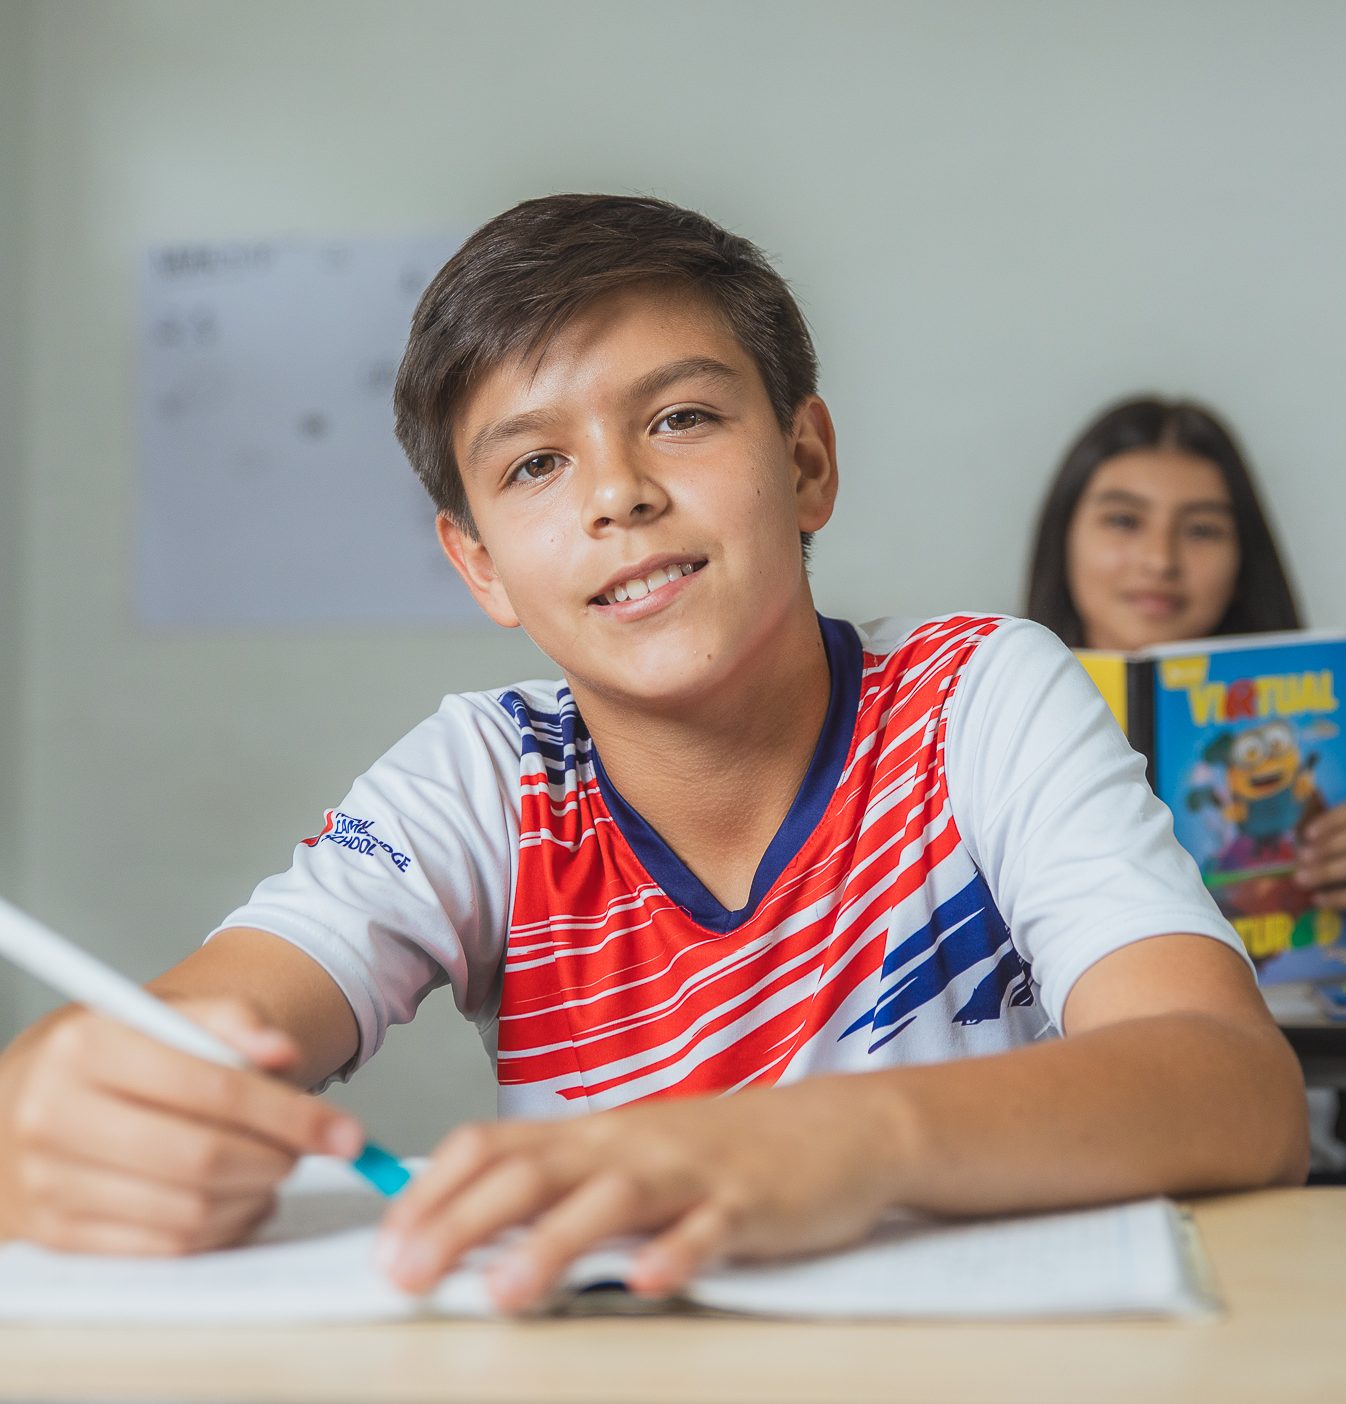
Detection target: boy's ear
<box><xmin>790</xmin><ymin>395</ymin><xmax>839</xmax><ymax>533</ymax></box>
<box><xmin>435</xmin><ymin>515</ymin><xmax>521</xmax><ymax>629</ymax></box>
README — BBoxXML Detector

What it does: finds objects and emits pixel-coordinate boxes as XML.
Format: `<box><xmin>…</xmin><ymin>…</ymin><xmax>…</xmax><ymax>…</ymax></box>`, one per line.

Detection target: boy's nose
<box><xmin>583</xmin><ymin>451</ymin><xmax>669</xmax><ymax>532</ymax></box>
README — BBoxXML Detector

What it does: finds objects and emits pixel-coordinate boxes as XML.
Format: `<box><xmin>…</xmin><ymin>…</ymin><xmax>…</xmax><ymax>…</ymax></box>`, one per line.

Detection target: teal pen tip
<box><xmin>351</xmin><ymin>1141</ymin><xmax>413</xmax><ymax>1196</ymax></box>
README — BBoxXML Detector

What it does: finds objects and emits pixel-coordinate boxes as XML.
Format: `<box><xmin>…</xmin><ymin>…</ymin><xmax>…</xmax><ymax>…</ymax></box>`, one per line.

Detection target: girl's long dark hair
<box><xmin>1024</xmin><ymin>397</ymin><xmax>1303</xmax><ymax>647</ymax></box>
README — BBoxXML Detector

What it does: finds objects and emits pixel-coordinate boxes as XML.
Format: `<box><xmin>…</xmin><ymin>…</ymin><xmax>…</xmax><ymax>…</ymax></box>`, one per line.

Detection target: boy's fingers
<box><xmin>19</xmin><ymin>1149</ymin><xmax>275</xmax><ymax>1248</ymax></box>
<box><xmin>175</xmin><ymin>1000</ymin><xmax>300</xmax><ymax>1072</ymax></box>
<box><xmin>166</xmin><ymin>1187</ymin><xmax>279</xmax><ymax>1253</ymax></box>
<box><xmin>29</xmin><ymin>1192</ymin><xmax>274</xmax><ymax>1258</ymax></box>
<box><xmin>59</xmin><ymin>1016</ymin><xmax>361</xmax><ymax>1158</ymax></box>
<box><xmin>486</xmin><ymin>1170</ymin><xmax>650</xmax><ymax>1312</ymax></box>
<box><xmin>27</xmin><ymin>1209</ymin><xmax>204</xmax><ymax>1259</ymax></box>
<box><xmin>628</xmin><ymin>1200</ymin><xmax>733</xmax><ymax>1297</ymax></box>
<box><xmin>382</xmin><ymin>1121</ymin><xmax>535</xmax><ymax>1237</ymax></box>
<box><xmin>23</xmin><ymin>1149</ymin><xmax>221</xmax><ymax>1231</ymax></box>
<box><xmin>27</xmin><ymin>1082</ymin><xmax>298</xmax><ymax>1194</ymax></box>
<box><xmin>378</xmin><ymin>1153</ymin><xmax>564</xmax><ymax>1294</ymax></box>
<box><xmin>23</xmin><ymin>1162</ymin><xmax>276</xmax><ymax>1263</ymax></box>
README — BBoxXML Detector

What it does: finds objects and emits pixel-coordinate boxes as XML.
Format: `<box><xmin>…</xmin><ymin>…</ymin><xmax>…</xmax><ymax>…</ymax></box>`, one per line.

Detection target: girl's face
<box><xmin>1065</xmin><ymin>449</ymin><xmax>1242</xmax><ymax>651</ymax></box>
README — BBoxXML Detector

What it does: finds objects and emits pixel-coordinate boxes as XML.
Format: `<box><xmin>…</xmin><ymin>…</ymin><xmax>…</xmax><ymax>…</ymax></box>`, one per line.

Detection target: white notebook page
<box><xmin>0</xmin><ymin>1157</ymin><xmax>1217</xmax><ymax>1324</ymax></box>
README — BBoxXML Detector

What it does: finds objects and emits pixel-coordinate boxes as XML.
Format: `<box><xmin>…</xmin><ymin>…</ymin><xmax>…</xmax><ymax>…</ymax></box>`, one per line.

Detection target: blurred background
<box><xmin>2</xmin><ymin>0</ymin><xmax>1344</xmax><ymax>1148</ymax></box>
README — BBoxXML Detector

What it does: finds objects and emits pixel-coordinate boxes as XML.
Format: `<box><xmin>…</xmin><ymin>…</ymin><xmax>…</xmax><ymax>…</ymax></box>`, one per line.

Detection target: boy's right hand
<box><xmin>0</xmin><ymin>998</ymin><xmax>365</xmax><ymax>1256</ymax></box>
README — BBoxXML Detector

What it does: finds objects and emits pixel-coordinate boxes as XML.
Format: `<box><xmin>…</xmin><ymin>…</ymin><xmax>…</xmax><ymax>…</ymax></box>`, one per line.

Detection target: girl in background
<box><xmin>1026</xmin><ymin>396</ymin><xmax>1302</xmax><ymax>650</ymax></box>
<box><xmin>1024</xmin><ymin>395</ymin><xmax>1344</xmax><ymax>1177</ymax></box>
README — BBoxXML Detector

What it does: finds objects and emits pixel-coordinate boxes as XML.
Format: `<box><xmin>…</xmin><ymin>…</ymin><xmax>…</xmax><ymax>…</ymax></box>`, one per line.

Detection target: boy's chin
<box><xmin>563</xmin><ymin>650</ymin><xmax>734</xmax><ymax>716</ymax></box>
<box><xmin>573</xmin><ymin>670</ymin><xmax>717</xmax><ymax>714</ymax></box>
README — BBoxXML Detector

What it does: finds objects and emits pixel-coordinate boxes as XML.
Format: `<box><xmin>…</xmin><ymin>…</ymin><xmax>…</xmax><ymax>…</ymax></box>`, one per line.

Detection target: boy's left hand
<box><xmin>374</xmin><ymin>1077</ymin><xmax>895</xmax><ymax>1312</ymax></box>
<box><xmin>1297</xmin><ymin>802</ymin><xmax>1346</xmax><ymax>908</ymax></box>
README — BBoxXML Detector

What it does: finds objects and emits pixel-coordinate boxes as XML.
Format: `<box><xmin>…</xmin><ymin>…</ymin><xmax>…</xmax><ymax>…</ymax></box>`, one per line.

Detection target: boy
<box><xmin>0</xmin><ymin>195</ymin><xmax>1307</xmax><ymax>1312</ymax></box>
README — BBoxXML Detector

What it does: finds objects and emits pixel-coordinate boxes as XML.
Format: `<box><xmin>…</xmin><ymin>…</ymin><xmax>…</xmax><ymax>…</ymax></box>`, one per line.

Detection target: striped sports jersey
<box><xmin>217</xmin><ymin>614</ymin><xmax>1243</xmax><ymax>1114</ymax></box>
<box><xmin>495</xmin><ymin>614</ymin><xmax>1038</xmax><ymax>1115</ymax></box>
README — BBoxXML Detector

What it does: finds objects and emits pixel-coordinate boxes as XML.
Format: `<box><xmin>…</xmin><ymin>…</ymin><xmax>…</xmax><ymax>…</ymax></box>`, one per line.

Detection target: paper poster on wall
<box><xmin>137</xmin><ymin>235</ymin><xmax>480</xmax><ymax>626</ymax></box>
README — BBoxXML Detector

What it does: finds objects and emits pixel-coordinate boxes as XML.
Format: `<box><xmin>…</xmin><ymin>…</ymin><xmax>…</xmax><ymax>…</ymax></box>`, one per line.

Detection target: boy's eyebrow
<box><xmin>463</xmin><ymin>357</ymin><xmax>742</xmax><ymax>469</ymax></box>
<box><xmin>465</xmin><ymin>409</ymin><xmax>559</xmax><ymax>469</ymax></box>
<box><xmin>1087</xmin><ymin>488</ymin><xmax>1234</xmax><ymax>514</ymax></box>
<box><xmin>624</xmin><ymin>356</ymin><xmax>741</xmax><ymax>404</ymax></box>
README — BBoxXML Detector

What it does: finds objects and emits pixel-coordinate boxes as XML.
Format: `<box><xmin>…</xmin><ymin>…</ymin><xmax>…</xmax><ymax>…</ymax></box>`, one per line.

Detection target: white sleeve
<box><xmin>208</xmin><ymin>692</ymin><xmax>522</xmax><ymax>1081</ymax></box>
<box><xmin>944</xmin><ymin>617</ymin><xmax>1251</xmax><ymax>1033</ymax></box>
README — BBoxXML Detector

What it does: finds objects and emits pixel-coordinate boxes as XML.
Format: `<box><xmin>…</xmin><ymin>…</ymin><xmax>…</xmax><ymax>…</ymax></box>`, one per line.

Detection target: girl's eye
<box><xmin>657</xmin><ymin>408</ymin><xmax>713</xmax><ymax>434</ymax></box>
<box><xmin>1185</xmin><ymin>521</ymin><xmax>1233</xmax><ymax>542</ymax></box>
<box><xmin>1101</xmin><ymin>512</ymin><xmax>1141</xmax><ymax>531</ymax></box>
<box><xmin>510</xmin><ymin>453</ymin><xmax>561</xmax><ymax>484</ymax></box>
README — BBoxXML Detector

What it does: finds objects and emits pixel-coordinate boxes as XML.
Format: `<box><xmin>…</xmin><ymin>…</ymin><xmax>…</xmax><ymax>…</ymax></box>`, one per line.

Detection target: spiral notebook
<box><xmin>0</xmin><ymin>1157</ymin><xmax>1219</xmax><ymax>1324</ymax></box>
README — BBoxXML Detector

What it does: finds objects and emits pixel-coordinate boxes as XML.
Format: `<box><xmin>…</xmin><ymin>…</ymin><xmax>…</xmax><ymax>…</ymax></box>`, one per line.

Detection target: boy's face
<box><xmin>438</xmin><ymin>284</ymin><xmax>837</xmax><ymax>711</ymax></box>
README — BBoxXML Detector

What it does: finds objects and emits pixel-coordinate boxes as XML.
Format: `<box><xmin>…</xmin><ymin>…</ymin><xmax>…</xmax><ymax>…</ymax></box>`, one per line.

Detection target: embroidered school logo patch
<box><xmin>301</xmin><ymin>809</ymin><xmax>412</xmax><ymax>873</ymax></box>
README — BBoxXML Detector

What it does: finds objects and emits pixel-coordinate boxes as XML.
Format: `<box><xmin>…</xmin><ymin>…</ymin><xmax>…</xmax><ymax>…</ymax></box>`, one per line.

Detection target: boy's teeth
<box><xmin>602</xmin><ymin>561</ymin><xmax>698</xmax><ymax>605</ymax></box>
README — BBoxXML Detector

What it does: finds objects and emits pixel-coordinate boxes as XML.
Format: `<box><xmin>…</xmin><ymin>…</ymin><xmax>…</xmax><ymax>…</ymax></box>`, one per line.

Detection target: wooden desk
<box><xmin>1</xmin><ymin>1188</ymin><xmax>1341</xmax><ymax>1404</ymax></box>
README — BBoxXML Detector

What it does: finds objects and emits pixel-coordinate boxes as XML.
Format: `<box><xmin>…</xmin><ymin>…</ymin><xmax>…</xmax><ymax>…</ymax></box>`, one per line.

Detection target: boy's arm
<box><xmin>376</xmin><ymin>930</ymin><xmax>1305</xmax><ymax>1313</ymax></box>
<box><xmin>0</xmin><ymin>928</ymin><xmax>364</xmax><ymax>1253</ymax></box>
<box><xmin>0</xmin><ymin>688</ymin><xmax>520</xmax><ymax>1257</ymax></box>
<box><xmin>861</xmin><ymin>931</ymin><xmax>1307</xmax><ymax>1211</ymax></box>
<box><xmin>148</xmin><ymin>927</ymin><xmax>361</xmax><ymax>1091</ymax></box>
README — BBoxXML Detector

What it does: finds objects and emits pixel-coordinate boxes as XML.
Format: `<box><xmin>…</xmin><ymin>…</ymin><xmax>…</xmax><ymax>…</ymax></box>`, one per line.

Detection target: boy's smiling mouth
<box><xmin>591</xmin><ymin>558</ymin><xmax>707</xmax><ymax>607</ymax></box>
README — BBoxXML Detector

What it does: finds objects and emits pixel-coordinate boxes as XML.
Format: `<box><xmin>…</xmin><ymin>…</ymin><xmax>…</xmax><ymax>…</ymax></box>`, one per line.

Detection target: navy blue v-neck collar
<box><xmin>588</xmin><ymin>615</ymin><xmax>863</xmax><ymax>934</ymax></box>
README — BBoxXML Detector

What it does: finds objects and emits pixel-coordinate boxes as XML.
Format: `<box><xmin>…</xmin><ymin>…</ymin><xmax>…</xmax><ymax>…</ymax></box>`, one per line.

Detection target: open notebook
<box><xmin>0</xmin><ymin>1157</ymin><xmax>1218</xmax><ymax>1324</ymax></box>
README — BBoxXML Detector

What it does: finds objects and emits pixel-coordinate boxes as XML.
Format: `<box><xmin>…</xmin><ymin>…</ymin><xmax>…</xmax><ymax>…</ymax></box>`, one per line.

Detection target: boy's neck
<box><xmin>571</xmin><ymin>604</ymin><xmax>833</xmax><ymax>913</ymax></box>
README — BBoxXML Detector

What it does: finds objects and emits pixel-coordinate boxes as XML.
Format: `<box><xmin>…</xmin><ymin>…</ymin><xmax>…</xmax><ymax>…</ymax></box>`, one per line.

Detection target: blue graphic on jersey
<box><xmin>841</xmin><ymin>871</ymin><xmax>1033</xmax><ymax>1052</ymax></box>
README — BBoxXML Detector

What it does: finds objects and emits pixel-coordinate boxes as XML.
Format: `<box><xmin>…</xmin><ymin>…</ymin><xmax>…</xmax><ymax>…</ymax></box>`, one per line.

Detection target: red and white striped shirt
<box><xmin>217</xmin><ymin>614</ymin><xmax>1243</xmax><ymax>1115</ymax></box>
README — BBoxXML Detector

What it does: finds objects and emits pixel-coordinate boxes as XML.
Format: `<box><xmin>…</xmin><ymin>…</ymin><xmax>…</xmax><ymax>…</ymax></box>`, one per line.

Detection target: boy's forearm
<box><xmin>147</xmin><ymin>928</ymin><xmax>359</xmax><ymax>1091</ymax></box>
<box><xmin>853</xmin><ymin>1012</ymin><xmax>1308</xmax><ymax>1216</ymax></box>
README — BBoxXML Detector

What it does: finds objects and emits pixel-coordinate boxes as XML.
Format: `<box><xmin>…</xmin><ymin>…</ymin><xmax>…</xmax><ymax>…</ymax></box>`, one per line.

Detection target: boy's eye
<box><xmin>510</xmin><ymin>453</ymin><xmax>561</xmax><ymax>484</ymax></box>
<box><xmin>656</xmin><ymin>408</ymin><xmax>713</xmax><ymax>434</ymax></box>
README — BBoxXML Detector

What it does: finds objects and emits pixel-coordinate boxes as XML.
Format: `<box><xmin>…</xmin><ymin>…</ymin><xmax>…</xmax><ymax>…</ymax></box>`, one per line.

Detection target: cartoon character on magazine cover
<box><xmin>1186</xmin><ymin>720</ymin><xmax>1326</xmax><ymax>871</ymax></box>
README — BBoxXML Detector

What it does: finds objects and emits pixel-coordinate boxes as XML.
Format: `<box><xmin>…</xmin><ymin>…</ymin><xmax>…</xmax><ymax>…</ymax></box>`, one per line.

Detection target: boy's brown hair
<box><xmin>393</xmin><ymin>193</ymin><xmax>819</xmax><ymax>533</ymax></box>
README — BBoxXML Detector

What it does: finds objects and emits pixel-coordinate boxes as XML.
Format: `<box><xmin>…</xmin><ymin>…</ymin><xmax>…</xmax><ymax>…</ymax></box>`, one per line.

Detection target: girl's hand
<box><xmin>375</xmin><ymin>1077</ymin><xmax>899</xmax><ymax>1313</ymax></box>
<box><xmin>1297</xmin><ymin>803</ymin><xmax>1346</xmax><ymax>909</ymax></box>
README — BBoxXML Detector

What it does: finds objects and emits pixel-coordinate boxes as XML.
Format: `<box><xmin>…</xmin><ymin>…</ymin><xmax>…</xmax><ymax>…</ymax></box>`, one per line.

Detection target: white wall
<box><xmin>7</xmin><ymin>0</ymin><xmax>1346</xmax><ymax>1148</ymax></box>
<box><xmin>0</xmin><ymin>0</ymin><xmax>32</xmax><ymax>1040</ymax></box>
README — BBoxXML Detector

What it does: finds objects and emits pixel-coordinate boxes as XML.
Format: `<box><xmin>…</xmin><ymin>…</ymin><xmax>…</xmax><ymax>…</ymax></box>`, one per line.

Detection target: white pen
<box><xmin>0</xmin><ymin>896</ymin><xmax>411</xmax><ymax>1196</ymax></box>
